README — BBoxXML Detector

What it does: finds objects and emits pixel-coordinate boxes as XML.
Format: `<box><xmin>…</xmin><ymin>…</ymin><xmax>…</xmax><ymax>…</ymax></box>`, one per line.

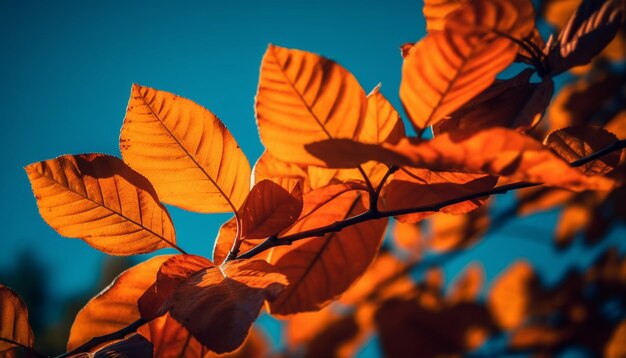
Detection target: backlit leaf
<box><xmin>545</xmin><ymin>126</ymin><xmax>621</xmax><ymax>175</ymax></box>
<box><xmin>382</xmin><ymin>168</ymin><xmax>497</xmax><ymax>223</ymax></box>
<box><xmin>25</xmin><ymin>154</ymin><xmax>176</xmax><ymax>255</ymax></box>
<box><xmin>253</xmin><ymin>151</ymin><xmax>311</xmax><ymax>192</ymax></box>
<box><xmin>430</xmin><ymin>207</ymin><xmax>489</xmax><ymax>251</ymax></box>
<box><xmin>434</xmin><ymin>70</ymin><xmax>554</xmax><ymax>135</ymax></box>
<box><xmin>239</xmin><ymin>180</ymin><xmax>303</xmax><ymax>240</ymax></box>
<box><xmin>256</xmin><ymin>44</ymin><xmax>367</xmax><ymax>166</ymax></box>
<box><xmin>446</xmin><ymin>0</ymin><xmax>536</xmax><ymax>39</ymax></box>
<box><xmin>268</xmin><ymin>191</ymin><xmax>388</xmax><ymax>315</ymax></box>
<box><xmin>400</xmin><ymin>29</ymin><xmax>518</xmax><ymax>131</ymax></box>
<box><xmin>392</xmin><ymin>221</ymin><xmax>423</xmax><ymax>255</ymax></box>
<box><xmin>488</xmin><ymin>261</ymin><xmax>536</xmax><ymax>329</ymax></box>
<box><xmin>306</xmin><ymin>128</ymin><xmax>616</xmax><ymax>191</ymax></box>
<box><xmin>68</xmin><ymin>255</ymin><xmax>172</xmax><ymax>350</ymax></box>
<box><xmin>0</xmin><ymin>285</ymin><xmax>34</xmax><ymax>354</ymax></box>
<box><xmin>423</xmin><ymin>0</ymin><xmax>468</xmax><ymax>31</ymax></box>
<box><xmin>120</xmin><ymin>84</ymin><xmax>250</xmax><ymax>213</ymax></box>
<box><xmin>139</xmin><ymin>255</ymin><xmax>287</xmax><ymax>353</ymax></box>
<box><xmin>546</xmin><ymin>0</ymin><xmax>625</xmax><ymax>75</ymax></box>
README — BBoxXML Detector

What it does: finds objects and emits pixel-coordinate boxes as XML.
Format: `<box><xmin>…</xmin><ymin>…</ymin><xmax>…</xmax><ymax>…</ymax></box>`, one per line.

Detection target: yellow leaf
<box><xmin>68</xmin><ymin>255</ymin><xmax>172</xmax><ymax>350</ymax></box>
<box><xmin>0</xmin><ymin>285</ymin><xmax>34</xmax><ymax>354</ymax></box>
<box><xmin>25</xmin><ymin>154</ymin><xmax>177</xmax><ymax>255</ymax></box>
<box><xmin>256</xmin><ymin>44</ymin><xmax>367</xmax><ymax>166</ymax></box>
<box><xmin>400</xmin><ymin>30</ymin><xmax>518</xmax><ymax>131</ymax></box>
<box><xmin>120</xmin><ymin>84</ymin><xmax>250</xmax><ymax>213</ymax></box>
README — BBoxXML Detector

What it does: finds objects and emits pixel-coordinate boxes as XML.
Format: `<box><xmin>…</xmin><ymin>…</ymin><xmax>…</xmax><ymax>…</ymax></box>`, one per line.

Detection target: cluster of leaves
<box><xmin>2</xmin><ymin>0</ymin><xmax>626</xmax><ymax>356</ymax></box>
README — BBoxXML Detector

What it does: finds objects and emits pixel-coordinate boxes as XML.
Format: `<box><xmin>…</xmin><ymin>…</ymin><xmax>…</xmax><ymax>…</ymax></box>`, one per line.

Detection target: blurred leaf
<box><xmin>120</xmin><ymin>84</ymin><xmax>250</xmax><ymax>213</ymax></box>
<box><xmin>25</xmin><ymin>154</ymin><xmax>176</xmax><ymax>255</ymax></box>
<box><xmin>447</xmin><ymin>263</ymin><xmax>484</xmax><ymax>303</ymax></box>
<box><xmin>605</xmin><ymin>320</ymin><xmax>626</xmax><ymax>357</ymax></box>
<box><xmin>256</xmin><ymin>44</ymin><xmax>367</xmax><ymax>166</ymax></box>
<box><xmin>0</xmin><ymin>285</ymin><xmax>34</xmax><ymax>354</ymax></box>
<box><xmin>430</xmin><ymin>207</ymin><xmax>489</xmax><ymax>251</ymax></box>
<box><xmin>488</xmin><ymin>261</ymin><xmax>536</xmax><ymax>329</ymax></box>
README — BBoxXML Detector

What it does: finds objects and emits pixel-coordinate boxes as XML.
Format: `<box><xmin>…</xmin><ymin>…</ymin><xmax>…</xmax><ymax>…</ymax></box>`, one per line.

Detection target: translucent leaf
<box><xmin>0</xmin><ymin>285</ymin><xmax>34</xmax><ymax>354</ymax></box>
<box><xmin>25</xmin><ymin>154</ymin><xmax>176</xmax><ymax>255</ymax></box>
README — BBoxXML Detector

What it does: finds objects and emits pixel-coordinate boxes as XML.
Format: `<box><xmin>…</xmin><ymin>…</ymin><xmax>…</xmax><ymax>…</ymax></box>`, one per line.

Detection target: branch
<box><xmin>0</xmin><ymin>337</ymin><xmax>47</xmax><ymax>358</ymax></box>
<box><xmin>236</xmin><ymin>139</ymin><xmax>625</xmax><ymax>260</ymax></box>
<box><xmin>57</xmin><ymin>318</ymin><xmax>146</xmax><ymax>358</ymax></box>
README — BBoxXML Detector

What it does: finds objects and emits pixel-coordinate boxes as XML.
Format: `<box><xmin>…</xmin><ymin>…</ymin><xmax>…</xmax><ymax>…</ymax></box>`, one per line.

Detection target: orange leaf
<box><xmin>120</xmin><ymin>84</ymin><xmax>250</xmax><ymax>213</ymax></box>
<box><xmin>306</xmin><ymin>128</ymin><xmax>616</xmax><ymax>191</ymax></box>
<box><xmin>545</xmin><ymin>126</ymin><xmax>621</xmax><ymax>176</ymax></box>
<box><xmin>392</xmin><ymin>221</ymin><xmax>423</xmax><ymax>255</ymax></box>
<box><xmin>68</xmin><ymin>255</ymin><xmax>172</xmax><ymax>350</ymax></box>
<box><xmin>253</xmin><ymin>151</ymin><xmax>311</xmax><ymax>192</ymax></box>
<box><xmin>446</xmin><ymin>0</ymin><xmax>536</xmax><ymax>39</ymax></box>
<box><xmin>239</xmin><ymin>180</ymin><xmax>303</xmax><ymax>240</ymax></box>
<box><xmin>0</xmin><ymin>285</ymin><xmax>34</xmax><ymax>354</ymax></box>
<box><xmin>447</xmin><ymin>263</ymin><xmax>484</xmax><ymax>303</ymax></box>
<box><xmin>256</xmin><ymin>44</ymin><xmax>367</xmax><ymax>166</ymax></box>
<box><xmin>268</xmin><ymin>191</ymin><xmax>388</xmax><ymax>315</ymax></box>
<box><xmin>606</xmin><ymin>319</ymin><xmax>626</xmax><ymax>357</ymax></box>
<box><xmin>423</xmin><ymin>0</ymin><xmax>468</xmax><ymax>31</ymax></box>
<box><xmin>429</xmin><ymin>207</ymin><xmax>490</xmax><ymax>251</ymax></box>
<box><xmin>138</xmin><ymin>313</ymin><xmax>268</xmax><ymax>358</ymax></box>
<box><xmin>382</xmin><ymin>168</ymin><xmax>497</xmax><ymax>223</ymax></box>
<box><xmin>139</xmin><ymin>255</ymin><xmax>287</xmax><ymax>353</ymax></box>
<box><xmin>488</xmin><ymin>261</ymin><xmax>536</xmax><ymax>329</ymax></box>
<box><xmin>434</xmin><ymin>70</ymin><xmax>554</xmax><ymax>135</ymax></box>
<box><xmin>25</xmin><ymin>154</ymin><xmax>177</xmax><ymax>255</ymax></box>
<box><xmin>400</xmin><ymin>19</ymin><xmax>518</xmax><ymax>130</ymax></box>
<box><xmin>546</xmin><ymin>0</ymin><xmax>625</xmax><ymax>75</ymax></box>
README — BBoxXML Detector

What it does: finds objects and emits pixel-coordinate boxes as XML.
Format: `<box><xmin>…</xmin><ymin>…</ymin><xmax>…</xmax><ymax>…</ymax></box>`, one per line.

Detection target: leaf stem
<box><xmin>236</xmin><ymin>139</ymin><xmax>625</xmax><ymax>260</ymax></box>
<box><xmin>56</xmin><ymin>318</ymin><xmax>146</xmax><ymax>358</ymax></box>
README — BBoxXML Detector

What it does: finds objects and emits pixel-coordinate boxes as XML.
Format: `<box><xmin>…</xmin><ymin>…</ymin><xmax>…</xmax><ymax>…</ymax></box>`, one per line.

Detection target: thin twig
<box><xmin>56</xmin><ymin>318</ymin><xmax>146</xmax><ymax>358</ymax></box>
<box><xmin>236</xmin><ymin>139</ymin><xmax>625</xmax><ymax>260</ymax></box>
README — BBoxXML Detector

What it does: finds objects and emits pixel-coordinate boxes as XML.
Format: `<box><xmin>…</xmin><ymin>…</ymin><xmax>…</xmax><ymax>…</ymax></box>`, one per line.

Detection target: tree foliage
<box><xmin>3</xmin><ymin>0</ymin><xmax>626</xmax><ymax>356</ymax></box>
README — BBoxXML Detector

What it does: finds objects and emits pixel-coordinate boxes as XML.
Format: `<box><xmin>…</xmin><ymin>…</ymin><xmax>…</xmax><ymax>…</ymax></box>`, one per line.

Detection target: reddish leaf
<box><xmin>0</xmin><ymin>285</ymin><xmax>34</xmax><ymax>354</ymax></box>
<box><xmin>139</xmin><ymin>255</ymin><xmax>287</xmax><ymax>353</ymax></box>
<box><xmin>305</xmin><ymin>128</ymin><xmax>616</xmax><ymax>191</ymax></box>
<box><xmin>256</xmin><ymin>44</ymin><xmax>367</xmax><ymax>166</ymax></box>
<box><xmin>25</xmin><ymin>154</ymin><xmax>176</xmax><ymax>255</ymax></box>
<box><xmin>268</xmin><ymin>191</ymin><xmax>388</xmax><ymax>315</ymax></box>
<box><xmin>545</xmin><ymin>126</ymin><xmax>621</xmax><ymax>175</ymax></box>
<box><xmin>382</xmin><ymin>168</ymin><xmax>497</xmax><ymax>223</ymax></box>
<box><xmin>546</xmin><ymin>0</ymin><xmax>625</xmax><ymax>75</ymax></box>
<box><xmin>68</xmin><ymin>255</ymin><xmax>172</xmax><ymax>350</ymax></box>
<box><xmin>239</xmin><ymin>180</ymin><xmax>303</xmax><ymax>240</ymax></box>
<box><xmin>120</xmin><ymin>85</ymin><xmax>251</xmax><ymax>213</ymax></box>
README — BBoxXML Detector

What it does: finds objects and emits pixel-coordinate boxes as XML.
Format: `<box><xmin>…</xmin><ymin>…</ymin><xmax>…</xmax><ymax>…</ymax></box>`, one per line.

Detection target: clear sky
<box><xmin>1</xmin><ymin>0</ymin><xmax>624</xmax><ymax>355</ymax></box>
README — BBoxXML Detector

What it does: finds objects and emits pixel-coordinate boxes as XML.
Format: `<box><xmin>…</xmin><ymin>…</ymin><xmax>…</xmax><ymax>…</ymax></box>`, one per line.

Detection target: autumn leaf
<box><xmin>138</xmin><ymin>313</ymin><xmax>268</xmax><ymax>358</ymax></box>
<box><xmin>25</xmin><ymin>154</ymin><xmax>177</xmax><ymax>255</ymax></box>
<box><xmin>488</xmin><ymin>261</ymin><xmax>536</xmax><ymax>329</ymax></box>
<box><xmin>392</xmin><ymin>221</ymin><xmax>423</xmax><ymax>255</ymax></box>
<box><xmin>430</xmin><ymin>207</ymin><xmax>490</xmax><ymax>251</ymax></box>
<box><xmin>308</xmin><ymin>85</ymin><xmax>404</xmax><ymax>189</ymax></box>
<box><xmin>446</xmin><ymin>0</ymin><xmax>536</xmax><ymax>39</ymax></box>
<box><xmin>306</xmin><ymin>127</ymin><xmax>616</xmax><ymax>191</ymax></box>
<box><xmin>546</xmin><ymin>0</ymin><xmax>625</xmax><ymax>75</ymax></box>
<box><xmin>68</xmin><ymin>255</ymin><xmax>172</xmax><ymax>350</ymax></box>
<box><xmin>268</xmin><ymin>191</ymin><xmax>388</xmax><ymax>315</ymax></box>
<box><xmin>256</xmin><ymin>44</ymin><xmax>367</xmax><ymax>166</ymax></box>
<box><xmin>433</xmin><ymin>69</ymin><xmax>554</xmax><ymax>135</ymax></box>
<box><xmin>545</xmin><ymin>126</ymin><xmax>621</xmax><ymax>175</ymax></box>
<box><xmin>381</xmin><ymin>168</ymin><xmax>497</xmax><ymax>223</ymax></box>
<box><xmin>447</xmin><ymin>263</ymin><xmax>484</xmax><ymax>303</ymax></box>
<box><xmin>138</xmin><ymin>255</ymin><xmax>287</xmax><ymax>353</ymax></box>
<box><xmin>212</xmin><ymin>217</ymin><xmax>265</xmax><ymax>265</ymax></box>
<box><xmin>239</xmin><ymin>180</ymin><xmax>303</xmax><ymax>240</ymax></box>
<box><xmin>253</xmin><ymin>151</ymin><xmax>311</xmax><ymax>192</ymax></box>
<box><xmin>0</xmin><ymin>285</ymin><xmax>34</xmax><ymax>355</ymax></box>
<box><xmin>120</xmin><ymin>84</ymin><xmax>250</xmax><ymax>214</ymax></box>
<box><xmin>605</xmin><ymin>320</ymin><xmax>626</xmax><ymax>357</ymax></box>
<box><xmin>423</xmin><ymin>0</ymin><xmax>468</xmax><ymax>31</ymax></box>
<box><xmin>400</xmin><ymin>30</ymin><xmax>518</xmax><ymax>131</ymax></box>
